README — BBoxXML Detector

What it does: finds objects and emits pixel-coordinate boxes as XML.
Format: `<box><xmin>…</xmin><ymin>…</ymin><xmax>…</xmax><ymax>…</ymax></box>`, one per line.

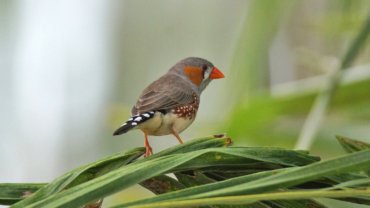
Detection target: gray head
<box><xmin>169</xmin><ymin>57</ymin><xmax>224</xmax><ymax>94</ymax></box>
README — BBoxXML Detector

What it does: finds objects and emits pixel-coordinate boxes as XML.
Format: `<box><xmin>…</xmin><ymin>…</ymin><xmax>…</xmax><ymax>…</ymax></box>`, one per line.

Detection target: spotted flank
<box><xmin>113</xmin><ymin>111</ymin><xmax>155</xmax><ymax>135</ymax></box>
<box><xmin>173</xmin><ymin>93</ymin><xmax>199</xmax><ymax>119</ymax></box>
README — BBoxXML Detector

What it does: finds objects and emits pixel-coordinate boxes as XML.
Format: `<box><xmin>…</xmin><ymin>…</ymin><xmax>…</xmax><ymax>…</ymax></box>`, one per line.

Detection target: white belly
<box><xmin>138</xmin><ymin>112</ymin><xmax>194</xmax><ymax>136</ymax></box>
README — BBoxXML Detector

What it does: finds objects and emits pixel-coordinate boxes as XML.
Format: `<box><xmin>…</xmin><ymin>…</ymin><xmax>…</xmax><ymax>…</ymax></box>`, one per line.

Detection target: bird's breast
<box><xmin>139</xmin><ymin>111</ymin><xmax>195</xmax><ymax>136</ymax></box>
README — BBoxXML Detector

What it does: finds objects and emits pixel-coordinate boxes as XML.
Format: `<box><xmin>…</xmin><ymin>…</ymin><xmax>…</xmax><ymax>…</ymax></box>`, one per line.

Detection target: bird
<box><xmin>113</xmin><ymin>57</ymin><xmax>225</xmax><ymax>157</ymax></box>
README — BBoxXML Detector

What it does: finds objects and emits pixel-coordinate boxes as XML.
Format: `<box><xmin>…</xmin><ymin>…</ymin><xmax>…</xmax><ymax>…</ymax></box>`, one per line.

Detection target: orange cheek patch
<box><xmin>184</xmin><ymin>66</ymin><xmax>203</xmax><ymax>86</ymax></box>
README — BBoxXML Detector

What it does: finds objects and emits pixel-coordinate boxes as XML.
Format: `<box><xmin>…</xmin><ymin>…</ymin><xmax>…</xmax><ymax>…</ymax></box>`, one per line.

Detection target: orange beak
<box><xmin>209</xmin><ymin>67</ymin><xmax>225</xmax><ymax>79</ymax></box>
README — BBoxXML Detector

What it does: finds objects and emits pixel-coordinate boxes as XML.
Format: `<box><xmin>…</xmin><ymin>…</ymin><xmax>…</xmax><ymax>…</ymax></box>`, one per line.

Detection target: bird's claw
<box><xmin>144</xmin><ymin>145</ymin><xmax>153</xmax><ymax>157</ymax></box>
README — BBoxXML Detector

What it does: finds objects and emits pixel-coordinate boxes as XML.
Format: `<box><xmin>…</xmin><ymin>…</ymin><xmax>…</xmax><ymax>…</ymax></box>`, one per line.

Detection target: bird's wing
<box><xmin>131</xmin><ymin>74</ymin><xmax>196</xmax><ymax>115</ymax></box>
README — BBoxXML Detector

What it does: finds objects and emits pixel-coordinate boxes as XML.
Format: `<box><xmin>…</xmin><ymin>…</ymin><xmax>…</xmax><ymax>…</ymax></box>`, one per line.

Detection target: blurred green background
<box><xmin>0</xmin><ymin>0</ymin><xmax>369</xmax><ymax>207</ymax></box>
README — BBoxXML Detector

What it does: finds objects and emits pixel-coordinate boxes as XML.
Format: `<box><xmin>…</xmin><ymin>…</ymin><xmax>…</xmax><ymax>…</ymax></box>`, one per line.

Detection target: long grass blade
<box><xmin>11</xmin><ymin>147</ymin><xmax>145</xmax><ymax>208</ymax></box>
<box><xmin>19</xmin><ymin>147</ymin><xmax>316</xmax><ymax>208</ymax></box>
<box><xmin>295</xmin><ymin>15</ymin><xmax>370</xmax><ymax>150</ymax></box>
<box><xmin>114</xmin><ymin>149</ymin><xmax>370</xmax><ymax>207</ymax></box>
<box><xmin>126</xmin><ymin>189</ymin><xmax>370</xmax><ymax>208</ymax></box>
<box><xmin>336</xmin><ymin>135</ymin><xmax>370</xmax><ymax>153</ymax></box>
<box><xmin>0</xmin><ymin>183</ymin><xmax>45</xmax><ymax>205</ymax></box>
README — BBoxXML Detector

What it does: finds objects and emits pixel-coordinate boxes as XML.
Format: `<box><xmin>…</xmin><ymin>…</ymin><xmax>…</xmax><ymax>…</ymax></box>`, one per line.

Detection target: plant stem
<box><xmin>295</xmin><ymin>15</ymin><xmax>370</xmax><ymax>150</ymax></box>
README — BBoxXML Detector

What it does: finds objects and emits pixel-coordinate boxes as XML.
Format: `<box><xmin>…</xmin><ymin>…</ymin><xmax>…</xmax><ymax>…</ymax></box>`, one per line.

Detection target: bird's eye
<box><xmin>202</xmin><ymin>65</ymin><xmax>208</xmax><ymax>71</ymax></box>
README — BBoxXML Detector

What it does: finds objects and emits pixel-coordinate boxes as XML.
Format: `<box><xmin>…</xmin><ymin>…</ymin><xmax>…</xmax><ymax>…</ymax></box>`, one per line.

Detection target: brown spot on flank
<box><xmin>173</xmin><ymin>93</ymin><xmax>199</xmax><ymax>119</ymax></box>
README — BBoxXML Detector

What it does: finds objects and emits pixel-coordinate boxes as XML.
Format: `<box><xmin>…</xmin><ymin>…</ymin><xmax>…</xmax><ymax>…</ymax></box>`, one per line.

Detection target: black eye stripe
<box><xmin>201</xmin><ymin>65</ymin><xmax>208</xmax><ymax>79</ymax></box>
<box><xmin>202</xmin><ymin>65</ymin><xmax>208</xmax><ymax>71</ymax></box>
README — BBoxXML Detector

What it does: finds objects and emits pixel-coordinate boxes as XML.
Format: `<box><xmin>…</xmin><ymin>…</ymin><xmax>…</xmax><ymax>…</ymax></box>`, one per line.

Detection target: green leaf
<box><xmin>261</xmin><ymin>200</ymin><xmax>327</xmax><ymax>208</ymax></box>
<box><xmin>138</xmin><ymin>135</ymin><xmax>231</xmax><ymax>195</ymax></box>
<box><xmin>229</xmin><ymin>0</ymin><xmax>295</xmax><ymax>98</ymax></box>
<box><xmin>148</xmin><ymin>134</ymin><xmax>232</xmax><ymax>159</ymax></box>
<box><xmin>119</xmin><ymin>170</ymin><xmax>284</xmax><ymax>207</ymax></box>
<box><xmin>0</xmin><ymin>183</ymin><xmax>45</xmax><ymax>205</ymax></box>
<box><xmin>325</xmin><ymin>178</ymin><xmax>370</xmax><ymax>190</ymax></box>
<box><xmin>173</xmin><ymin>147</ymin><xmax>319</xmax><ymax>172</ymax></box>
<box><xmin>114</xmin><ymin>149</ymin><xmax>370</xmax><ymax>207</ymax></box>
<box><xmin>19</xmin><ymin>147</ymin><xmax>316</xmax><ymax>208</ymax></box>
<box><xmin>139</xmin><ymin>175</ymin><xmax>185</xmax><ymax>195</ymax></box>
<box><xmin>7</xmin><ymin>136</ymin><xmax>370</xmax><ymax>208</ymax></box>
<box><xmin>174</xmin><ymin>171</ymin><xmax>216</xmax><ymax>188</ymax></box>
<box><xmin>295</xmin><ymin>14</ymin><xmax>370</xmax><ymax>150</ymax></box>
<box><xmin>340</xmin><ymin>15</ymin><xmax>370</xmax><ymax>69</ymax></box>
<box><xmin>336</xmin><ymin>135</ymin><xmax>370</xmax><ymax>153</ymax></box>
<box><xmin>11</xmin><ymin>147</ymin><xmax>145</xmax><ymax>208</ymax></box>
<box><xmin>125</xmin><ymin>189</ymin><xmax>370</xmax><ymax>208</ymax></box>
<box><xmin>187</xmin><ymin>150</ymin><xmax>370</xmax><ymax>199</ymax></box>
<box><xmin>10</xmin><ymin>135</ymin><xmax>227</xmax><ymax>207</ymax></box>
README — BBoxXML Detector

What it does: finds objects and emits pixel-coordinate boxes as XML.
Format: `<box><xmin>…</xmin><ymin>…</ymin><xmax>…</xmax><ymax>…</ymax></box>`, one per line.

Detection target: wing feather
<box><xmin>131</xmin><ymin>74</ymin><xmax>196</xmax><ymax>115</ymax></box>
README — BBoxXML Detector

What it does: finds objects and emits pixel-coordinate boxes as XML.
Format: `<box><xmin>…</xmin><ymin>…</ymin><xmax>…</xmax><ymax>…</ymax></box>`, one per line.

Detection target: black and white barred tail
<box><xmin>113</xmin><ymin>111</ymin><xmax>155</xmax><ymax>135</ymax></box>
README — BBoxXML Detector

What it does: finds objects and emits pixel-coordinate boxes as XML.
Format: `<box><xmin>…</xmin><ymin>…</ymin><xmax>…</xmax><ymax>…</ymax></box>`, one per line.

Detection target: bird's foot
<box><xmin>144</xmin><ymin>145</ymin><xmax>153</xmax><ymax>157</ymax></box>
